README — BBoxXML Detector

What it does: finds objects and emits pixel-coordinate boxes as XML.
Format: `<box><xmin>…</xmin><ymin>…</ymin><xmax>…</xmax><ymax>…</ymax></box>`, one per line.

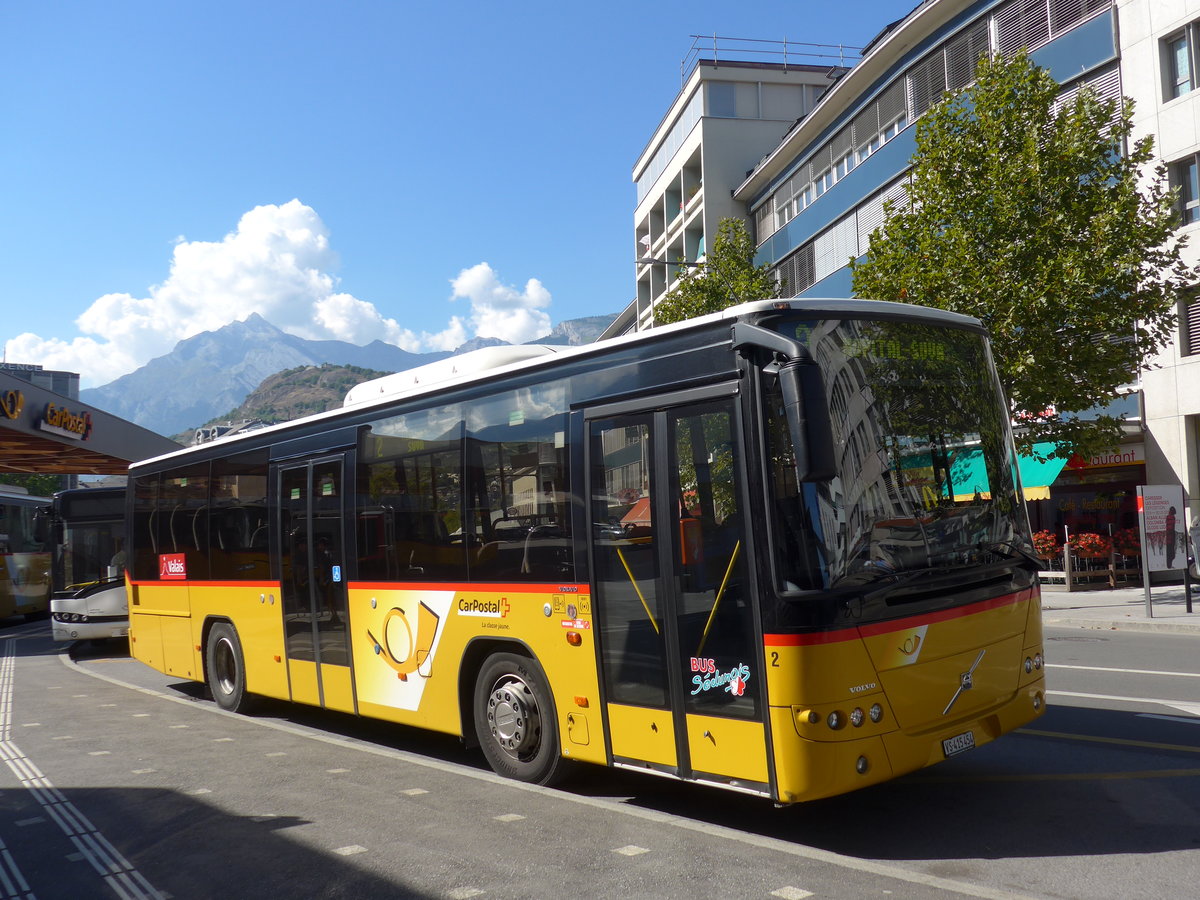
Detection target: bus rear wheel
<box><xmin>473</xmin><ymin>652</ymin><xmax>568</xmax><ymax>786</ymax></box>
<box><xmin>206</xmin><ymin>622</ymin><xmax>256</xmax><ymax>713</ymax></box>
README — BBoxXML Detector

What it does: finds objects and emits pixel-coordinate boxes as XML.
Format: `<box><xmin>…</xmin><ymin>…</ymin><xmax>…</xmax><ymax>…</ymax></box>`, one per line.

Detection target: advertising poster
<box><xmin>1138</xmin><ymin>484</ymin><xmax>1186</xmax><ymax>573</ymax></box>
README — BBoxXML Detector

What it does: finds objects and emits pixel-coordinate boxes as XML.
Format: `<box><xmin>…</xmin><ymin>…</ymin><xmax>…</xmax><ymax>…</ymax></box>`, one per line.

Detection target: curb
<box><xmin>1040</xmin><ymin>613</ymin><xmax>1200</xmax><ymax>635</ymax></box>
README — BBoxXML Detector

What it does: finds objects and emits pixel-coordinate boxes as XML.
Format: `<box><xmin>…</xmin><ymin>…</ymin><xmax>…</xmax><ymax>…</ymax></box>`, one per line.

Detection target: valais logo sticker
<box><xmin>159</xmin><ymin>553</ymin><xmax>187</xmax><ymax>580</ymax></box>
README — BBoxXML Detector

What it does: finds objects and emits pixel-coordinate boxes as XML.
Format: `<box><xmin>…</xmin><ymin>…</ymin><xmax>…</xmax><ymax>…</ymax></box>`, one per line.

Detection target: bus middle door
<box><xmin>587</xmin><ymin>389</ymin><xmax>770</xmax><ymax>791</ymax></box>
<box><xmin>277</xmin><ymin>455</ymin><xmax>355</xmax><ymax>714</ymax></box>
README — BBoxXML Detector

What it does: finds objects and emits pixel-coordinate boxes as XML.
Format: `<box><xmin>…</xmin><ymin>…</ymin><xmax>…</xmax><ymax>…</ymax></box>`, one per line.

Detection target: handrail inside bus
<box><xmin>615</xmin><ymin>546</ymin><xmax>660</xmax><ymax>635</ymax></box>
<box><xmin>696</xmin><ymin>539</ymin><xmax>741</xmax><ymax>656</ymax></box>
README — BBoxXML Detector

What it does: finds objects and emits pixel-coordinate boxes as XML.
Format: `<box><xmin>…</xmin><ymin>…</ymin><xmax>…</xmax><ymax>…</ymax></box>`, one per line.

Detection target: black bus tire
<box><xmin>473</xmin><ymin>651</ymin><xmax>569</xmax><ymax>786</ymax></box>
<box><xmin>206</xmin><ymin>622</ymin><xmax>256</xmax><ymax>713</ymax></box>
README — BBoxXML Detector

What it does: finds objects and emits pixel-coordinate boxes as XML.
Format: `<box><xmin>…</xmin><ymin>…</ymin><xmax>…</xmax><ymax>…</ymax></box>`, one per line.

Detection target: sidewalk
<box><xmin>1040</xmin><ymin>580</ymin><xmax>1200</xmax><ymax>634</ymax></box>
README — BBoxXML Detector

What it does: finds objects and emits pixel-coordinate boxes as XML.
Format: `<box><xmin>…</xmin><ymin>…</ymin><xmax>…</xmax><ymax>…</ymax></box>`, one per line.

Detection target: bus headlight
<box><xmin>849</xmin><ymin>707</ymin><xmax>865</xmax><ymax>727</ymax></box>
<box><xmin>827</xmin><ymin>711</ymin><xmax>845</xmax><ymax>730</ymax></box>
<box><xmin>869</xmin><ymin>704</ymin><xmax>883</xmax><ymax>723</ymax></box>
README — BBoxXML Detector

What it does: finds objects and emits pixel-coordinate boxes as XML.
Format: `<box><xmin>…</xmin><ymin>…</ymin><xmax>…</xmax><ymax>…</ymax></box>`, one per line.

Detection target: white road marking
<box><xmin>1047</xmin><ymin>664</ymin><xmax>1200</xmax><ymax>678</ymax></box>
<box><xmin>1137</xmin><ymin>714</ymin><xmax>1200</xmax><ymax>726</ymax></box>
<box><xmin>1049</xmin><ymin>690</ymin><xmax>1200</xmax><ymax>717</ymax></box>
<box><xmin>613</xmin><ymin>845</ymin><xmax>650</xmax><ymax>856</ymax></box>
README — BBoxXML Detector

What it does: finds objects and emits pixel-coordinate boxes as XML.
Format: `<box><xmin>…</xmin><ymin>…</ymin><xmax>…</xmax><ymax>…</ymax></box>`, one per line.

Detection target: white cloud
<box><xmin>450</xmin><ymin>262</ymin><xmax>552</xmax><ymax>345</ymax></box>
<box><xmin>4</xmin><ymin>200</ymin><xmax>556</xmax><ymax>387</ymax></box>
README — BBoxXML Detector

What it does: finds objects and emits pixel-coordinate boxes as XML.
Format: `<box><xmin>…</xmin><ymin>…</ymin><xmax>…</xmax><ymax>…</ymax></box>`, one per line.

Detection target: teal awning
<box><xmin>1015</xmin><ymin>442</ymin><xmax>1069</xmax><ymax>500</ymax></box>
<box><xmin>902</xmin><ymin>441</ymin><xmax>1067</xmax><ymax>501</ymax></box>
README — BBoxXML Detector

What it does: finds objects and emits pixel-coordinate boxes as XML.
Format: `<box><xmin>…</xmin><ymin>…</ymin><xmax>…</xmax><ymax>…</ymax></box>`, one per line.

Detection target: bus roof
<box><xmin>130</xmin><ymin>298</ymin><xmax>983</xmax><ymax>472</ymax></box>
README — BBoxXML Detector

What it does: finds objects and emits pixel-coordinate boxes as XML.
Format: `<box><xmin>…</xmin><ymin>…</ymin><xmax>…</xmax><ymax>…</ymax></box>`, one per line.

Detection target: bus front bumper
<box><xmin>769</xmin><ymin>677</ymin><xmax>1046</xmax><ymax>804</ymax></box>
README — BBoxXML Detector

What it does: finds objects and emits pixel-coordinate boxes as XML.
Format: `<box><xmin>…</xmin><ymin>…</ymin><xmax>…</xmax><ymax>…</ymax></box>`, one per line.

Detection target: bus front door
<box><xmin>588</xmin><ymin>393</ymin><xmax>770</xmax><ymax>791</ymax></box>
<box><xmin>277</xmin><ymin>455</ymin><xmax>355</xmax><ymax>714</ymax></box>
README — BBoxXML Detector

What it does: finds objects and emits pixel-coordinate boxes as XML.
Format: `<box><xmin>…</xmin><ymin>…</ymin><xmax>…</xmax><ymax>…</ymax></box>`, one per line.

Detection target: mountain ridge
<box><xmin>81</xmin><ymin>312</ymin><xmax>615</xmax><ymax>436</ymax></box>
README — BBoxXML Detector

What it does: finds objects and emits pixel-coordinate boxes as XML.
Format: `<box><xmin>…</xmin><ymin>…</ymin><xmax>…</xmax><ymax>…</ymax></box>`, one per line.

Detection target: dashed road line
<box><xmin>1</xmin><ymin>642</ymin><xmax>164</xmax><ymax>899</ymax></box>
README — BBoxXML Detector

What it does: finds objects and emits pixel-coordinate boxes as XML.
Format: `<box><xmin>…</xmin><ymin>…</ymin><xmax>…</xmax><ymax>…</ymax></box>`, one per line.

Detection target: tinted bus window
<box><xmin>464</xmin><ymin>382</ymin><xmax>573</xmax><ymax>583</ymax></box>
<box><xmin>210</xmin><ymin>451</ymin><xmax>269</xmax><ymax>581</ymax></box>
<box><xmin>358</xmin><ymin>403</ymin><xmax>465</xmax><ymax>581</ymax></box>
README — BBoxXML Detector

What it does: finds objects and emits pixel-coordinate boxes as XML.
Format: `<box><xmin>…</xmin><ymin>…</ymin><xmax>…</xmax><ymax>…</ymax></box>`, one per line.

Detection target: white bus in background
<box><xmin>49</xmin><ymin>486</ymin><xmax>128</xmax><ymax>643</ymax></box>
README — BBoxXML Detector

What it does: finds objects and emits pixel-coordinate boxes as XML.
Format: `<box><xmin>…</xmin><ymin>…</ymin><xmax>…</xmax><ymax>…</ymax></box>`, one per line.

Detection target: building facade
<box><xmin>615</xmin><ymin>38</ymin><xmax>858</xmax><ymax>335</ymax></box>
<box><xmin>626</xmin><ymin>0</ymin><xmax>1200</xmax><ymax>548</ymax></box>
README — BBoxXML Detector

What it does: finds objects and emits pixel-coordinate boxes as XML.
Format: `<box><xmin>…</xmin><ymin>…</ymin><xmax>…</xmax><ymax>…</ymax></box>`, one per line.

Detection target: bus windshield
<box><xmin>767</xmin><ymin>317</ymin><xmax>1031</xmax><ymax>596</ymax></box>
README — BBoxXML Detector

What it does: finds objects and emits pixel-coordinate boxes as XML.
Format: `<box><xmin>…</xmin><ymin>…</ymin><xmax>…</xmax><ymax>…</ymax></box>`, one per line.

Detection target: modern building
<box><xmin>623</xmin><ymin>0</ymin><xmax>1200</xmax><ymax>549</ymax></box>
<box><xmin>0</xmin><ymin>362</ymin><xmax>79</xmax><ymax>400</ymax></box>
<box><xmin>615</xmin><ymin>37</ymin><xmax>859</xmax><ymax>335</ymax></box>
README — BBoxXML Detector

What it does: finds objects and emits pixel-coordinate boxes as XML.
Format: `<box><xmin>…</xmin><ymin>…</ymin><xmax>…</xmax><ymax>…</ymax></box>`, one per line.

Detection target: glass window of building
<box><xmin>1165</xmin><ymin>25</ymin><xmax>1197</xmax><ymax>100</ymax></box>
<box><xmin>1170</xmin><ymin>155</ymin><xmax>1199</xmax><ymax>226</ymax></box>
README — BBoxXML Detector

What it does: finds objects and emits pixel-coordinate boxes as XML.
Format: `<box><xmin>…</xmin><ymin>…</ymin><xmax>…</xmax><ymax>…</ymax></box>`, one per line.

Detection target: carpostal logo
<box><xmin>39</xmin><ymin>402</ymin><xmax>93</xmax><ymax>441</ymax></box>
<box><xmin>159</xmin><ymin>553</ymin><xmax>187</xmax><ymax>581</ymax></box>
<box><xmin>457</xmin><ymin>596</ymin><xmax>510</xmax><ymax>618</ymax></box>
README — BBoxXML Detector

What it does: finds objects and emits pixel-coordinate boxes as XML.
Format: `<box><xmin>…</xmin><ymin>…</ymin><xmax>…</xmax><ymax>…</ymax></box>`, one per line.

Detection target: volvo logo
<box><xmin>942</xmin><ymin>649</ymin><xmax>985</xmax><ymax>716</ymax></box>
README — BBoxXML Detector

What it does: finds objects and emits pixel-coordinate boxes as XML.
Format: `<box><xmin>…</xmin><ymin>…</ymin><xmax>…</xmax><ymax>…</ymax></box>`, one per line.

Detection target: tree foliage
<box><xmin>849</xmin><ymin>51</ymin><xmax>1195</xmax><ymax>459</ymax></box>
<box><xmin>0</xmin><ymin>473</ymin><xmax>64</xmax><ymax>497</ymax></box>
<box><xmin>654</xmin><ymin>218</ymin><xmax>778</xmax><ymax>325</ymax></box>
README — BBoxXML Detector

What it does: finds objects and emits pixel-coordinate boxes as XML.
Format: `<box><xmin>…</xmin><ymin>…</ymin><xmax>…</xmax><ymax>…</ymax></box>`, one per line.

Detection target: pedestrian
<box><xmin>1165</xmin><ymin>506</ymin><xmax>1177</xmax><ymax>569</ymax></box>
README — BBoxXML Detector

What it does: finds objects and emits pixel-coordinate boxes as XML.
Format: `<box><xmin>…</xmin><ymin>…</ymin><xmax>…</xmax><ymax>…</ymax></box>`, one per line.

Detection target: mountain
<box><xmin>175</xmin><ymin>363</ymin><xmax>392</xmax><ymax>443</ymax></box>
<box><xmin>81</xmin><ymin>312</ymin><xmax>616</xmax><ymax>437</ymax></box>
<box><xmin>532</xmin><ymin>315</ymin><xmax>618</xmax><ymax>346</ymax></box>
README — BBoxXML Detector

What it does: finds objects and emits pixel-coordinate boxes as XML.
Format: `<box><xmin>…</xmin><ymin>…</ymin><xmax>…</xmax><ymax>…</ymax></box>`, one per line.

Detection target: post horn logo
<box><xmin>1</xmin><ymin>390</ymin><xmax>23</xmax><ymax>420</ymax></box>
<box><xmin>367</xmin><ymin>603</ymin><xmax>441</xmax><ymax>681</ymax></box>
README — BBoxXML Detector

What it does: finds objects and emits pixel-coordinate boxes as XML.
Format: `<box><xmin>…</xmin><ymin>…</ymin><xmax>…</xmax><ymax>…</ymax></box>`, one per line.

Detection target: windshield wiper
<box><xmin>978</xmin><ymin>541</ymin><xmax>1041</xmax><ymax>570</ymax></box>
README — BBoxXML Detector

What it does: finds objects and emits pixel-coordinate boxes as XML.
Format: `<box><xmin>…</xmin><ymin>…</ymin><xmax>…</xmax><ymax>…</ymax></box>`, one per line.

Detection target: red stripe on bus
<box><xmin>764</xmin><ymin>588</ymin><xmax>1034</xmax><ymax>647</ymax></box>
<box><xmin>128</xmin><ymin>580</ymin><xmax>279</xmax><ymax>589</ymax></box>
<box><xmin>349</xmin><ymin>582</ymin><xmax>589</xmax><ymax>594</ymax></box>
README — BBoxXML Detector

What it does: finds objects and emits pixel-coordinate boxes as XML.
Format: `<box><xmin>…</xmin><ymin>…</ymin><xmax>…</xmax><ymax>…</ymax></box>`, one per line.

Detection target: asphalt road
<box><xmin>0</xmin><ymin>618</ymin><xmax>1196</xmax><ymax>900</ymax></box>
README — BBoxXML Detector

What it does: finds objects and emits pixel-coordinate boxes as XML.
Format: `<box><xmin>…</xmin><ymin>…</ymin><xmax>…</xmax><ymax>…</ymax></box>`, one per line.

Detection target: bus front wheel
<box><xmin>473</xmin><ymin>652</ymin><xmax>568</xmax><ymax>786</ymax></box>
<box><xmin>206</xmin><ymin>622</ymin><xmax>256</xmax><ymax>713</ymax></box>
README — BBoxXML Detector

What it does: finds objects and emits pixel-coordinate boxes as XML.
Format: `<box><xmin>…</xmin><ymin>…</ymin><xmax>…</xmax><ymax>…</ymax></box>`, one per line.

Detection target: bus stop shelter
<box><xmin>0</xmin><ymin>371</ymin><xmax>180</xmax><ymax>474</ymax></box>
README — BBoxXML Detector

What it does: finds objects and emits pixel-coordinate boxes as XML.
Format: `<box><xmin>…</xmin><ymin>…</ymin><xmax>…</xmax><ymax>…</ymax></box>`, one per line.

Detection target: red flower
<box><xmin>1032</xmin><ymin>530</ymin><xmax>1060</xmax><ymax>556</ymax></box>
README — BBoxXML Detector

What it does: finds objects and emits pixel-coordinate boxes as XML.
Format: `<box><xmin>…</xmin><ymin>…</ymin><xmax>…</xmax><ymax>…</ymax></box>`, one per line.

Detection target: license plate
<box><xmin>942</xmin><ymin>730</ymin><xmax>975</xmax><ymax>758</ymax></box>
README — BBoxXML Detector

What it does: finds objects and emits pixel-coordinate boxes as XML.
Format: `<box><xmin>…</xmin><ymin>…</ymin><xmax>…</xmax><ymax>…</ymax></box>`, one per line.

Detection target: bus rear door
<box><xmin>587</xmin><ymin>388</ymin><xmax>771</xmax><ymax>793</ymax></box>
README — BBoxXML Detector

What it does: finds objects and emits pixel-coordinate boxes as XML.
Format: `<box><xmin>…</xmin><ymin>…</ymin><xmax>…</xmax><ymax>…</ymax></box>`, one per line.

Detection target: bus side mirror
<box><xmin>33</xmin><ymin>509</ymin><xmax>51</xmax><ymax>545</ymax></box>
<box><xmin>730</xmin><ymin>321</ymin><xmax>835</xmax><ymax>483</ymax></box>
<box><xmin>777</xmin><ymin>360</ymin><xmax>835</xmax><ymax>483</ymax></box>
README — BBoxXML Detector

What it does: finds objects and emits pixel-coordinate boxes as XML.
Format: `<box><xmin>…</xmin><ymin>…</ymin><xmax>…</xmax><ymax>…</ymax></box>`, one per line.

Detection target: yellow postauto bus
<box><xmin>126</xmin><ymin>300</ymin><xmax>1046</xmax><ymax>803</ymax></box>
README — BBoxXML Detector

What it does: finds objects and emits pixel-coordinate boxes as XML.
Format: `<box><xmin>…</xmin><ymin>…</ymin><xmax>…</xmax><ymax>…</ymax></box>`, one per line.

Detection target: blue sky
<box><xmin>1</xmin><ymin>0</ymin><xmax>910</xmax><ymax>387</ymax></box>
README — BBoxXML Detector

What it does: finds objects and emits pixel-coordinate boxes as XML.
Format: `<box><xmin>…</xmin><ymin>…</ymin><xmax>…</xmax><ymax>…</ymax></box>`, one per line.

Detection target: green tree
<box><xmin>0</xmin><ymin>473</ymin><xmax>64</xmax><ymax>497</ymax></box>
<box><xmin>850</xmin><ymin>51</ymin><xmax>1194</xmax><ymax>459</ymax></box>
<box><xmin>654</xmin><ymin>218</ymin><xmax>778</xmax><ymax>325</ymax></box>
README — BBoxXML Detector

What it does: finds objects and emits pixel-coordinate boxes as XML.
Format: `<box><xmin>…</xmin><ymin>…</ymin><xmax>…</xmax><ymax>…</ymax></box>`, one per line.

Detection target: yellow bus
<box><xmin>0</xmin><ymin>485</ymin><xmax>52</xmax><ymax>620</ymax></box>
<box><xmin>126</xmin><ymin>300</ymin><xmax>1046</xmax><ymax>803</ymax></box>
